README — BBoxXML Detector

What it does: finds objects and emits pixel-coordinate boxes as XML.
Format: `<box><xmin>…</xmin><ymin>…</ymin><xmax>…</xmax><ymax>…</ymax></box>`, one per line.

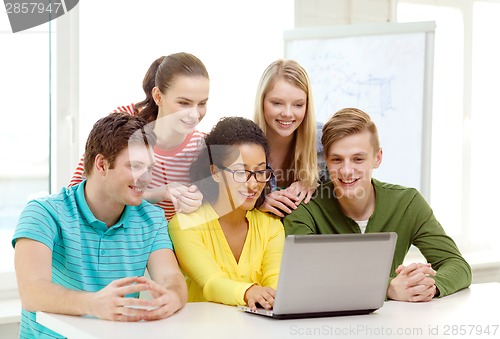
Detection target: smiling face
<box><xmin>154</xmin><ymin>75</ymin><xmax>209</xmax><ymax>135</ymax></box>
<box><xmin>325</xmin><ymin>131</ymin><xmax>382</xmax><ymax>200</ymax></box>
<box><xmin>215</xmin><ymin>144</ymin><xmax>268</xmax><ymax>211</ymax></box>
<box><xmin>101</xmin><ymin>143</ymin><xmax>155</xmax><ymax>207</ymax></box>
<box><xmin>263</xmin><ymin>78</ymin><xmax>307</xmax><ymax>140</ymax></box>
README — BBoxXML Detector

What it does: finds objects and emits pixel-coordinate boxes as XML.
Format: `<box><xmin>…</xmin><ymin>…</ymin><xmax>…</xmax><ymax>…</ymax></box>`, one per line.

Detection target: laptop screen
<box><xmin>273</xmin><ymin>232</ymin><xmax>397</xmax><ymax>315</ymax></box>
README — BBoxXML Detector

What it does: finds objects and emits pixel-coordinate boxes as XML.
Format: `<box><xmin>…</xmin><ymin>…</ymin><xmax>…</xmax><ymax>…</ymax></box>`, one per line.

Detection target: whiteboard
<box><xmin>284</xmin><ymin>22</ymin><xmax>435</xmax><ymax>200</ymax></box>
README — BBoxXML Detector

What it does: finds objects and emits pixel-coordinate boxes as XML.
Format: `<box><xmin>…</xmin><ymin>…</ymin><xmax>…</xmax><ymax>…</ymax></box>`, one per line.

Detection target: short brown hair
<box><xmin>83</xmin><ymin>112</ymin><xmax>157</xmax><ymax>176</ymax></box>
<box><xmin>321</xmin><ymin>108</ymin><xmax>380</xmax><ymax>156</ymax></box>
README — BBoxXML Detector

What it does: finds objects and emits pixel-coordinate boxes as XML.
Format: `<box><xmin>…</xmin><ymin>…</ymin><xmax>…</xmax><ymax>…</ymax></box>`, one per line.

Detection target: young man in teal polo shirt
<box><xmin>284</xmin><ymin>107</ymin><xmax>471</xmax><ymax>302</ymax></box>
<box><xmin>13</xmin><ymin>112</ymin><xmax>187</xmax><ymax>338</ymax></box>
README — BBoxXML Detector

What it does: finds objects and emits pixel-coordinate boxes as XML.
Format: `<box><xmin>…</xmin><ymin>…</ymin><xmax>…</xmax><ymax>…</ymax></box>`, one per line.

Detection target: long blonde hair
<box><xmin>253</xmin><ymin>59</ymin><xmax>318</xmax><ymax>187</ymax></box>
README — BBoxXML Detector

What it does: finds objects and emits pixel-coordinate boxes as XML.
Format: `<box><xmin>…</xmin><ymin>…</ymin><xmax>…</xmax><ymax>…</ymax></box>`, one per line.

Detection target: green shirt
<box><xmin>283</xmin><ymin>178</ymin><xmax>472</xmax><ymax>297</ymax></box>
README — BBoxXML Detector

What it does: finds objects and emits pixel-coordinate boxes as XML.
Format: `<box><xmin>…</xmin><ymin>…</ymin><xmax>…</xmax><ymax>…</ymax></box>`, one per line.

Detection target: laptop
<box><xmin>238</xmin><ymin>232</ymin><xmax>397</xmax><ymax>319</ymax></box>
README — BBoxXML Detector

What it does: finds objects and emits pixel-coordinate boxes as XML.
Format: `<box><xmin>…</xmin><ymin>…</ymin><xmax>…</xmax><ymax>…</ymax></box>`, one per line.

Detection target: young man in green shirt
<box><xmin>283</xmin><ymin>107</ymin><xmax>471</xmax><ymax>302</ymax></box>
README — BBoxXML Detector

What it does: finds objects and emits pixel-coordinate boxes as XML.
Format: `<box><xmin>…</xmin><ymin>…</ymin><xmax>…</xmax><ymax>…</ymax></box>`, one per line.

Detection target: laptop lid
<box><xmin>271</xmin><ymin>232</ymin><xmax>397</xmax><ymax>318</ymax></box>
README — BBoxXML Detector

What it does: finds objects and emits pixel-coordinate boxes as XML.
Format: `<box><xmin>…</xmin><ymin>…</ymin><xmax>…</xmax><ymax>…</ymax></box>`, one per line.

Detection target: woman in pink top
<box><xmin>69</xmin><ymin>52</ymin><xmax>209</xmax><ymax>220</ymax></box>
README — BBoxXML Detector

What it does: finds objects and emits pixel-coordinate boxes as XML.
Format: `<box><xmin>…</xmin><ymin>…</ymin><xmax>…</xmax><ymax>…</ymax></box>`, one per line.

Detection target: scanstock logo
<box><xmin>4</xmin><ymin>0</ymin><xmax>79</xmax><ymax>33</ymax></box>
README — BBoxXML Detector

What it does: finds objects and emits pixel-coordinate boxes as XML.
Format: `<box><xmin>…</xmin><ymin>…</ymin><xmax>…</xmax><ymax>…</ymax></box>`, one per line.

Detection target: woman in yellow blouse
<box><xmin>169</xmin><ymin>117</ymin><xmax>284</xmax><ymax>311</ymax></box>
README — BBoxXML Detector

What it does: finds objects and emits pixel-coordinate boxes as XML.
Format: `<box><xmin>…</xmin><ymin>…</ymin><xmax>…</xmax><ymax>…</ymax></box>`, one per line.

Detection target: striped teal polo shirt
<box><xmin>12</xmin><ymin>180</ymin><xmax>172</xmax><ymax>339</ymax></box>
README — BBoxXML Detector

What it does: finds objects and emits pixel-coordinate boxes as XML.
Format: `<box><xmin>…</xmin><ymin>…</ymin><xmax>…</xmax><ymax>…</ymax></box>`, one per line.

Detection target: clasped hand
<box><xmin>167</xmin><ymin>183</ymin><xmax>203</xmax><ymax>213</ymax></box>
<box><xmin>91</xmin><ymin>276</ymin><xmax>182</xmax><ymax>322</ymax></box>
<box><xmin>387</xmin><ymin>263</ymin><xmax>437</xmax><ymax>302</ymax></box>
<box><xmin>259</xmin><ymin>180</ymin><xmax>317</xmax><ymax>217</ymax></box>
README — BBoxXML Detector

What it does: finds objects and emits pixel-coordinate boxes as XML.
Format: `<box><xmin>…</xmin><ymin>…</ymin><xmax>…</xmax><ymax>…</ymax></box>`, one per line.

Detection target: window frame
<box><xmin>0</xmin><ymin>6</ymin><xmax>79</xmax><ymax>298</ymax></box>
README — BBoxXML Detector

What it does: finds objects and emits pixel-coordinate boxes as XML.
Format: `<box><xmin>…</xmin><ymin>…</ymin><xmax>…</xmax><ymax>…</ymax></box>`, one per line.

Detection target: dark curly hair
<box><xmin>189</xmin><ymin>116</ymin><xmax>269</xmax><ymax>203</ymax></box>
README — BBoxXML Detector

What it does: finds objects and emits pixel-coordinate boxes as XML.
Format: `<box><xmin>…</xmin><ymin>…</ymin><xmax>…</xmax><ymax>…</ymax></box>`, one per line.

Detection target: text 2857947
<box><xmin>5</xmin><ymin>2</ymin><xmax>64</xmax><ymax>14</ymax></box>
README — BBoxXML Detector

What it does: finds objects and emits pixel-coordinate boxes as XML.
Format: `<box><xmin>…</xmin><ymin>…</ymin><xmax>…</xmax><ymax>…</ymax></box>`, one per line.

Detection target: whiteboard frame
<box><xmin>284</xmin><ymin>21</ymin><xmax>435</xmax><ymax>200</ymax></box>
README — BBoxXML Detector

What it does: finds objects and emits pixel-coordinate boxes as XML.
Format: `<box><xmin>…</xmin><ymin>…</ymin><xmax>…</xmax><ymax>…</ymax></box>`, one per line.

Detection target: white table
<box><xmin>37</xmin><ymin>283</ymin><xmax>500</xmax><ymax>339</ymax></box>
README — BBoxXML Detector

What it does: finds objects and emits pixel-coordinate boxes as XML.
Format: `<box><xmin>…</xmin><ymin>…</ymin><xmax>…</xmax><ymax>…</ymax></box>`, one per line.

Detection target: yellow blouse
<box><xmin>169</xmin><ymin>203</ymin><xmax>284</xmax><ymax>306</ymax></box>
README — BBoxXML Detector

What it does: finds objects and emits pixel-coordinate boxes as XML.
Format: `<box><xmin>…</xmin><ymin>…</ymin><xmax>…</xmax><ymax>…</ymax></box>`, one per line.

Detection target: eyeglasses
<box><xmin>220</xmin><ymin>166</ymin><xmax>273</xmax><ymax>183</ymax></box>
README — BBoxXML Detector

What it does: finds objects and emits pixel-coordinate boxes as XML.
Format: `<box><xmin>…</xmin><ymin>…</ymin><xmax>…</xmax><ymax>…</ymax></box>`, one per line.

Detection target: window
<box><xmin>470</xmin><ymin>1</ymin><xmax>500</xmax><ymax>245</ymax></box>
<box><xmin>0</xmin><ymin>21</ymin><xmax>53</xmax><ymax>281</ymax></box>
<box><xmin>398</xmin><ymin>0</ymin><xmax>500</xmax><ymax>257</ymax></box>
<box><xmin>397</xmin><ymin>2</ymin><xmax>464</xmax><ymax>237</ymax></box>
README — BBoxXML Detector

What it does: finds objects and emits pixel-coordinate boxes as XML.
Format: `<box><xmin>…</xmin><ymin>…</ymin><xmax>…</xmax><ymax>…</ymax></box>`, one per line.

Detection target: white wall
<box><xmin>295</xmin><ymin>0</ymin><xmax>395</xmax><ymax>25</ymax></box>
